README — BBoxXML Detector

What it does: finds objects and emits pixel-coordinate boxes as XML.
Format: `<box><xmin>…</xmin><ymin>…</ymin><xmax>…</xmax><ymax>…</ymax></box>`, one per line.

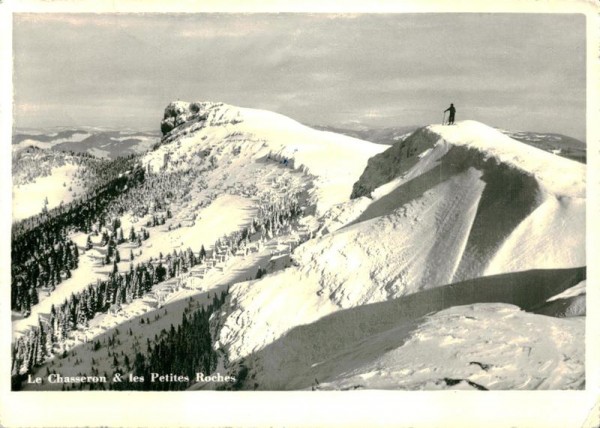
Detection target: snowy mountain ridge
<box><xmin>13</xmin><ymin>101</ymin><xmax>586</xmax><ymax>392</ymax></box>
<box><xmin>353</xmin><ymin>120</ymin><xmax>585</xmax><ymax>199</ymax></box>
<box><xmin>208</xmin><ymin>113</ymin><xmax>585</xmax><ymax>390</ymax></box>
<box><xmin>427</xmin><ymin>121</ymin><xmax>585</xmax><ymax>197</ymax></box>
<box><xmin>148</xmin><ymin>101</ymin><xmax>387</xmax><ymax>215</ymax></box>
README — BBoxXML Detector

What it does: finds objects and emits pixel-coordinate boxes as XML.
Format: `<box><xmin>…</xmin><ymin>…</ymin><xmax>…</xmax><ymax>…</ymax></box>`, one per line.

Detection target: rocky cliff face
<box><xmin>160</xmin><ymin>100</ymin><xmax>249</xmax><ymax>138</ymax></box>
<box><xmin>350</xmin><ymin>127</ymin><xmax>441</xmax><ymax>198</ymax></box>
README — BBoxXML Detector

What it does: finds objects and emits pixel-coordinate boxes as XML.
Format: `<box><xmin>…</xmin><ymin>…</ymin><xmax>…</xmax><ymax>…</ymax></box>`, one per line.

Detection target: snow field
<box><xmin>12</xmin><ymin>163</ymin><xmax>87</xmax><ymax>221</ymax></box>
<box><xmin>313</xmin><ymin>303</ymin><xmax>584</xmax><ymax>391</ymax></box>
<box><xmin>216</xmin><ymin>267</ymin><xmax>584</xmax><ymax>390</ymax></box>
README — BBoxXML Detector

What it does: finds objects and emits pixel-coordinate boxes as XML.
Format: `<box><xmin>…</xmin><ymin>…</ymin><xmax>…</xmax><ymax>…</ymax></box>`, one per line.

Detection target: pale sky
<box><xmin>13</xmin><ymin>13</ymin><xmax>586</xmax><ymax>140</ymax></box>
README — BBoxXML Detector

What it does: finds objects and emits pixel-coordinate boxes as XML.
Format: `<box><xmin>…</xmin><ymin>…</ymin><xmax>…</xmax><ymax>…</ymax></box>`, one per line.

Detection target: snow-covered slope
<box><xmin>148</xmin><ymin>102</ymin><xmax>386</xmax><ymax>215</ymax></box>
<box><xmin>13</xmin><ymin>101</ymin><xmax>386</xmax><ymax>360</ymax></box>
<box><xmin>12</xmin><ymin>148</ymin><xmax>103</xmax><ymax>221</ymax></box>
<box><xmin>532</xmin><ymin>281</ymin><xmax>586</xmax><ymax>318</ymax></box>
<box><xmin>348</xmin><ymin>120</ymin><xmax>585</xmax><ymax>278</ymax></box>
<box><xmin>353</xmin><ymin>120</ymin><xmax>584</xmax><ymax>198</ymax></box>
<box><xmin>310</xmin><ymin>303</ymin><xmax>584</xmax><ymax>391</ymax></box>
<box><xmin>213</xmin><ymin>120</ymin><xmax>586</xmax><ymax>390</ymax></box>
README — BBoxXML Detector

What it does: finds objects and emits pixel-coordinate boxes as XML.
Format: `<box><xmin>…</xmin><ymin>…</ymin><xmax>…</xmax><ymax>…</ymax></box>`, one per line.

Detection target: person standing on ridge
<box><xmin>444</xmin><ymin>103</ymin><xmax>456</xmax><ymax>125</ymax></box>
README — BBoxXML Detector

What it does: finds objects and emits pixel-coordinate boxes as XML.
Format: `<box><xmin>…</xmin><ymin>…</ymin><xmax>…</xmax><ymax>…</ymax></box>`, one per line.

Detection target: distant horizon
<box><xmin>12</xmin><ymin>115</ymin><xmax>588</xmax><ymax>144</ymax></box>
<box><xmin>13</xmin><ymin>13</ymin><xmax>586</xmax><ymax>141</ymax></box>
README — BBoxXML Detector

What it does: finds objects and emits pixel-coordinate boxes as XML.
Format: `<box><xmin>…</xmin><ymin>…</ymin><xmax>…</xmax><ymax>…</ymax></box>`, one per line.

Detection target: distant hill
<box><xmin>12</xmin><ymin>147</ymin><xmax>111</xmax><ymax>221</ymax></box>
<box><xmin>498</xmin><ymin>129</ymin><xmax>586</xmax><ymax>163</ymax></box>
<box><xmin>12</xmin><ymin>127</ymin><xmax>160</xmax><ymax>159</ymax></box>
<box><xmin>311</xmin><ymin>124</ymin><xmax>420</xmax><ymax>146</ymax></box>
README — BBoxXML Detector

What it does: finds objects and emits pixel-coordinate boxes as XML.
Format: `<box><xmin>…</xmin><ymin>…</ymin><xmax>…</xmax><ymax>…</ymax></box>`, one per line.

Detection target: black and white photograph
<box><xmin>1</xmin><ymin>1</ymin><xmax>598</xmax><ymax>427</ymax></box>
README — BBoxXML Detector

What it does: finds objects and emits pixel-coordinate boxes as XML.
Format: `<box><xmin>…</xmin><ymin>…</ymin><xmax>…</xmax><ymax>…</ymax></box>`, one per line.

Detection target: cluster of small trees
<box><xmin>209</xmin><ymin>192</ymin><xmax>304</xmax><ymax>266</ymax></box>
<box><xmin>11</xmin><ymin>165</ymin><xmax>146</xmax><ymax>312</ymax></box>
<box><xmin>111</xmin><ymin>291</ymin><xmax>227</xmax><ymax>391</ymax></box>
<box><xmin>11</xmin><ymin>160</ymin><xmax>143</xmax><ymax>238</ymax></box>
<box><xmin>11</xmin><ymin>221</ymin><xmax>78</xmax><ymax>311</ymax></box>
<box><xmin>10</xmin><ymin>243</ymin><xmax>212</xmax><ymax>380</ymax></box>
<box><xmin>104</xmin><ymin>169</ymin><xmax>197</xmax><ymax>220</ymax></box>
<box><xmin>11</xmin><ymin>240</ymin><xmax>80</xmax><ymax>312</ymax></box>
<box><xmin>255</xmin><ymin>193</ymin><xmax>303</xmax><ymax>239</ymax></box>
<box><xmin>11</xmin><ymin>189</ymin><xmax>306</xmax><ymax>386</ymax></box>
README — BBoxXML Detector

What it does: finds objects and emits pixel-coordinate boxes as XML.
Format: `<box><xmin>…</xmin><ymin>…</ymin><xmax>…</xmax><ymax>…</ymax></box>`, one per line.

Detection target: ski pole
<box><xmin>442</xmin><ymin>111</ymin><xmax>446</xmax><ymax>125</ymax></box>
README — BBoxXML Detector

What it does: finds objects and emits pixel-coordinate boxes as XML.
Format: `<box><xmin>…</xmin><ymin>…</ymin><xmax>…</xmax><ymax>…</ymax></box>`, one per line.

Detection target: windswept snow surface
<box><xmin>214</xmin><ymin>119</ymin><xmax>586</xmax><ymax>390</ymax></box>
<box><xmin>216</xmin><ymin>265</ymin><xmax>585</xmax><ymax>389</ymax></box>
<box><xmin>312</xmin><ymin>304</ymin><xmax>584</xmax><ymax>391</ymax></box>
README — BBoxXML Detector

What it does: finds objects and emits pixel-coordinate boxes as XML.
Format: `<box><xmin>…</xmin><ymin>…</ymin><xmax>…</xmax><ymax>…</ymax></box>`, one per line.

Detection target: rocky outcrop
<box><xmin>159</xmin><ymin>100</ymin><xmax>248</xmax><ymax>139</ymax></box>
<box><xmin>161</xmin><ymin>101</ymin><xmax>191</xmax><ymax>136</ymax></box>
<box><xmin>350</xmin><ymin>127</ymin><xmax>440</xmax><ymax>198</ymax></box>
<box><xmin>160</xmin><ymin>101</ymin><xmax>214</xmax><ymax>137</ymax></box>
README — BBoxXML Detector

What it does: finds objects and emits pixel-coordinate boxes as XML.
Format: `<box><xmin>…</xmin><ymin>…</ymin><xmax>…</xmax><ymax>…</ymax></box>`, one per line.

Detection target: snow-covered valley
<box><xmin>12</xmin><ymin>102</ymin><xmax>586</xmax><ymax>392</ymax></box>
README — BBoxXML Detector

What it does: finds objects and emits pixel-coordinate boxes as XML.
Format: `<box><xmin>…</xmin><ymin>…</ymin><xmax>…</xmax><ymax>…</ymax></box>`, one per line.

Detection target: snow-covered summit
<box><xmin>148</xmin><ymin>101</ymin><xmax>387</xmax><ymax>214</ymax></box>
<box><xmin>428</xmin><ymin>120</ymin><xmax>585</xmax><ymax>197</ymax></box>
<box><xmin>352</xmin><ymin>120</ymin><xmax>585</xmax><ymax>199</ymax></box>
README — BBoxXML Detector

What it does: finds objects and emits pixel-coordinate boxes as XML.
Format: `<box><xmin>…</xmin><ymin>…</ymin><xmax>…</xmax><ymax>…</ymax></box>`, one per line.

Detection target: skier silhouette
<box><xmin>444</xmin><ymin>103</ymin><xmax>456</xmax><ymax>125</ymax></box>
